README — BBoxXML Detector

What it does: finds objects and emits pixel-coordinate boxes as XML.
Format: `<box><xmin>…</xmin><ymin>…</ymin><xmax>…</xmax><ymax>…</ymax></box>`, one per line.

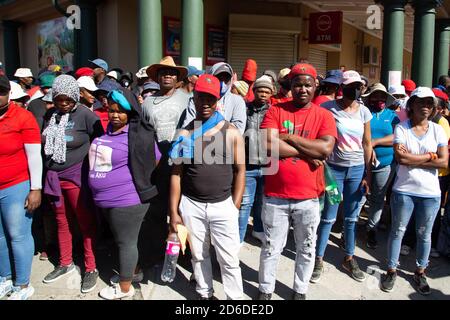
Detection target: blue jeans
<box><xmin>316</xmin><ymin>164</ymin><xmax>365</xmax><ymax>257</ymax></box>
<box><xmin>387</xmin><ymin>192</ymin><xmax>440</xmax><ymax>270</ymax></box>
<box><xmin>366</xmin><ymin>163</ymin><xmax>396</xmax><ymax>231</ymax></box>
<box><xmin>0</xmin><ymin>181</ymin><xmax>34</xmax><ymax>286</ymax></box>
<box><xmin>238</xmin><ymin>168</ymin><xmax>264</xmax><ymax>243</ymax></box>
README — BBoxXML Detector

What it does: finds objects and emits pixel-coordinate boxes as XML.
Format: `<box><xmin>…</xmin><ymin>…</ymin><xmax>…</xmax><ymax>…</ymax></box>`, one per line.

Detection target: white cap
<box><xmin>389</xmin><ymin>85</ymin><xmax>407</xmax><ymax>97</ymax></box>
<box><xmin>107</xmin><ymin>70</ymin><xmax>120</xmax><ymax>80</ymax></box>
<box><xmin>342</xmin><ymin>70</ymin><xmax>362</xmax><ymax>85</ymax></box>
<box><xmin>408</xmin><ymin>87</ymin><xmax>439</xmax><ymax>106</ymax></box>
<box><xmin>410</xmin><ymin>87</ymin><xmax>437</xmax><ymax>101</ymax></box>
<box><xmin>77</xmin><ymin>76</ymin><xmax>99</xmax><ymax>92</ymax></box>
<box><xmin>42</xmin><ymin>89</ymin><xmax>53</xmax><ymax>103</ymax></box>
<box><xmin>278</xmin><ymin>68</ymin><xmax>291</xmax><ymax>80</ymax></box>
<box><xmin>136</xmin><ymin>66</ymin><xmax>149</xmax><ymax>79</ymax></box>
<box><xmin>14</xmin><ymin>68</ymin><xmax>33</xmax><ymax>78</ymax></box>
<box><xmin>9</xmin><ymin>81</ymin><xmax>30</xmax><ymax>100</ymax></box>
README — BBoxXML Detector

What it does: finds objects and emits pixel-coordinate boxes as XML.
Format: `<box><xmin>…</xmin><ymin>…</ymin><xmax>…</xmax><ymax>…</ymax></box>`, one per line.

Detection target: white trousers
<box><xmin>180</xmin><ymin>195</ymin><xmax>243</xmax><ymax>300</ymax></box>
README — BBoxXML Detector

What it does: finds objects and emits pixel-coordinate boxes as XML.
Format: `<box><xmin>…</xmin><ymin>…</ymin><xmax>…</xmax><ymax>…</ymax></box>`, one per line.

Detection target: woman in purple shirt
<box><xmin>89</xmin><ymin>89</ymin><xmax>156</xmax><ymax>300</ymax></box>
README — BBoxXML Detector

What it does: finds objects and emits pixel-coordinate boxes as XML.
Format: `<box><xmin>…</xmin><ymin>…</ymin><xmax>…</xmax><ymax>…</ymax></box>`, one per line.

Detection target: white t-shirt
<box><xmin>322</xmin><ymin>100</ymin><xmax>373</xmax><ymax>167</ymax></box>
<box><xmin>393</xmin><ymin>120</ymin><xmax>448</xmax><ymax>197</ymax></box>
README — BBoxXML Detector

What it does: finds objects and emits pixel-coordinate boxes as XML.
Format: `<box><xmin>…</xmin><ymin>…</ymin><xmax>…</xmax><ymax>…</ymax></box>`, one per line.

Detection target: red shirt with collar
<box><xmin>0</xmin><ymin>102</ymin><xmax>41</xmax><ymax>190</ymax></box>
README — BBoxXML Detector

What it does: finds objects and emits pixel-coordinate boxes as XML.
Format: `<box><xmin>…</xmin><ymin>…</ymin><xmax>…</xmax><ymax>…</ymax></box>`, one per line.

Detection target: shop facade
<box><xmin>0</xmin><ymin>0</ymin><xmax>449</xmax><ymax>87</ymax></box>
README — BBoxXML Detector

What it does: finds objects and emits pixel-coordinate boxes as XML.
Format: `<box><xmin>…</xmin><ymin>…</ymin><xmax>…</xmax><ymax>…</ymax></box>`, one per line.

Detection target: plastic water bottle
<box><xmin>161</xmin><ymin>233</ymin><xmax>181</xmax><ymax>283</ymax></box>
<box><xmin>324</xmin><ymin>164</ymin><xmax>342</xmax><ymax>205</ymax></box>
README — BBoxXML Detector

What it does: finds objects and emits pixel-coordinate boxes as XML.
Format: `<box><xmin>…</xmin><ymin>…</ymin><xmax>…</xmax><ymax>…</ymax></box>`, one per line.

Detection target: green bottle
<box><xmin>324</xmin><ymin>163</ymin><xmax>342</xmax><ymax>205</ymax></box>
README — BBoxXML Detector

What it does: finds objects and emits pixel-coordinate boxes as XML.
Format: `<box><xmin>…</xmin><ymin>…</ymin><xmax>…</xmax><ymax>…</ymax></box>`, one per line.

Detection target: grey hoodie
<box><xmin>182</xmin><ymin>62</ymin><xmax>247</xmax><ymax>134</ymax></box>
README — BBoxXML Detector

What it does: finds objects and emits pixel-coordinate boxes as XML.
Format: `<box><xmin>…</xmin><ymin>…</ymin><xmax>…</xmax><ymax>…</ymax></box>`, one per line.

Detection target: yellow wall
<box><xmin>339</xmin><ymin>23</ymin><xmax>359</xmax><ymax>72</ymax></box>
<box><xmin>403</xmin><ymin>50</ymin><xmax>412</xmax><ymax>80</ymax></box>
<box><xmin>362</xmin><ymin>33</ymin><xmax>382</xmax><ymax>82</ymax></box>
<box><xmin>299</xmin><ymin>5</ymin><xmax>314</xmax><ymax>61</ymax></box>
<box><xmin>327</xmin><ymin>52</ymin><xmax>341</xmax><ymax>70</ymax></box>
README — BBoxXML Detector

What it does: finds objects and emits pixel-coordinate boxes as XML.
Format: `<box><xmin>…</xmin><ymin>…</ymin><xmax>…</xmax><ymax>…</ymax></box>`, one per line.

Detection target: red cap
<box><xmin>75</xmin><ymin>67</ymin><xmax>94</xmax><ymax>79</ymax></box>
<box><xmin>242</xmin><ymin>59</ymin><xmax>258</xmax><ymax>82</ymax></box>
<box><xmin>402</xmin><ymin>79</ymin><xmax>416</xmax><ymax>93</ymax></box>
<box><xmin>289</xmin><ymin>63</ymin><xmax>317</xmax><ymax>80</ymax></box>
<box><xmin>194</xmin><ymin>74</ymin><xmax>220</xmax><ymax>99</ymax></box>
<box><xmin>432</xmin><ymin>88</ymin><xmax>449</xmax><ymax>102</ymax></box>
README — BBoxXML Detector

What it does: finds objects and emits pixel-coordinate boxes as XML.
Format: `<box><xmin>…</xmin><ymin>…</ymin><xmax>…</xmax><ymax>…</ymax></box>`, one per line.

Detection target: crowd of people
<box><xmin>0</xmin><ymin>55</ymin><xmax>450</xmax><ymax>300</ymax></box>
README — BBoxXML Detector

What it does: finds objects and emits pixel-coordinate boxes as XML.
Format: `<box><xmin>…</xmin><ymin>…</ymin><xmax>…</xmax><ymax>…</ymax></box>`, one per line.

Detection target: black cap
<box><xmin>0</xmin><ymin>74</ymin><xmax>11</xmax><ymax>90</ymax></box>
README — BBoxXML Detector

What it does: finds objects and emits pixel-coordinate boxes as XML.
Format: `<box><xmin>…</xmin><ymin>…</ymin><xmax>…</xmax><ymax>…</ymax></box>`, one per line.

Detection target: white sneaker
<box><xmin>252</xmin><ymin>231</ymin><xmax>265</xmax><ymax>243</ymax></box>
<box><xmin>99</xmin><ymin>284</ymin><xmax>135</xmax><ymax>300</ymax></box>
<box><xmin>7</xmin><ymin>285</ymin><xmax>35</xmax><ymax>300</ymax></box>
<box><xmin>110</xmin><ymin>271</ymin><xmax>144</xmax><ymax>285</ymax></box>
<box><xmin>400</xmin><ymin>245</ymin><xmax>411</xmax><ymax>256</ymax></box>
<box><xmin>0</xmin><ymin>277</ymin><xmax>13</xmax><ymax>299</ymax></box>
<box><xmin>430</xmin><ymin>248</ymin><xmax>441</xmax><ymax>258</ymax></box>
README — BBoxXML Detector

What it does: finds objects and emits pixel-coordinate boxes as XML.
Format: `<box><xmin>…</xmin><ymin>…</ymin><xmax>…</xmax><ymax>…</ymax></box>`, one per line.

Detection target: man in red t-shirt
<box><xmin>258</xmin><ymin>63</ymin><xmax>337</xmax><ymax>301</ymax></box>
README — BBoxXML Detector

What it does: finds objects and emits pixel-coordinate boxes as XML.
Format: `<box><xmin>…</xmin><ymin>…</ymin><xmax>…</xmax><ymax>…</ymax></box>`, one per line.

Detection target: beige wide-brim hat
<box><xmin>362</xmin><ymin>82</ymin><xmax>396</xmax><ymax>107</ymax></box>
<box><xmin>146</xmin><ymin>56</ymin><xmax>188</xmax><ymax>82</ymax></box>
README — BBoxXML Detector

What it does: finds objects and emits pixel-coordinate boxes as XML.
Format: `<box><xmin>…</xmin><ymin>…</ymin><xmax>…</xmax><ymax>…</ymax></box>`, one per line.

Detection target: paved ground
<box><xmin>19</xmin><ymin>213</ymin><xmax>450</xmax><ymax>301</ymax></box>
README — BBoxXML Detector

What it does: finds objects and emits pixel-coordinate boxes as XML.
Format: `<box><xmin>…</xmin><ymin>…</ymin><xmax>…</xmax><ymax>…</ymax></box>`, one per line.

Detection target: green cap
<box><xmin>39</xmin><ymin>73</ymin><xmax>56</xmax><ymax>88</ymax></box>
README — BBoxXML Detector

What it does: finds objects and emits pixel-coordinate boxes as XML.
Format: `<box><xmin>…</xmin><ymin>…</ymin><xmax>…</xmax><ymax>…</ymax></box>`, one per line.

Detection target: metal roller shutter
<box><xmin>308</xmin><ymin>48</ymin><xmax>328</xmax><ymax>76</ymax></box>
<box><xmin>229</xmin><ymin>31</ymin><xmax>297</xmax><ymax>77</ymax></box>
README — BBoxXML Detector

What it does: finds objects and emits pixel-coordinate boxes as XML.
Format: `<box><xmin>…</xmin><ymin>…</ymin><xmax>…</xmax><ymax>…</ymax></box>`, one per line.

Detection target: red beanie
<box><xmin>75</xmin><ymin>67</ymin><xmax>94</xmax><ymax>79</ymax></box>
<box><xmin>402</xmin><ymin>79</ymin><xmax>416</xmax><ymax>93</ymax></box>
<box><xmin>432</xmin><ymin>88</ymin><xmax>449</xmax><ymax>102</ymax></box>
<box><xmin>242</xmin><ymin>59</ymin><xmax>258</xmax><ymax>82</ymax></box>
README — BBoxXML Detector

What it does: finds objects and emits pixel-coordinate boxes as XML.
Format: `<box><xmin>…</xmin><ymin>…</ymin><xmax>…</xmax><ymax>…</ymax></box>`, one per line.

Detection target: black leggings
<box><xmin>103</xmin><ymin>203</ymin><xmax>150</xmax><ymax>282</ymax></box>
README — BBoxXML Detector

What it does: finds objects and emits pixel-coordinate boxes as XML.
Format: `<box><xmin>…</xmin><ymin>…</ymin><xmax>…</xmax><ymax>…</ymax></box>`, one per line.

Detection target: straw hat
<box><xmin>146</xmin><ymin>56</ymin><xmax>188</xmax><ymax>82</ymax></box>
<box><xmin>362</xmin><ymin>83</ymin><xmax>396</xmax><ymax>107</ymax></box>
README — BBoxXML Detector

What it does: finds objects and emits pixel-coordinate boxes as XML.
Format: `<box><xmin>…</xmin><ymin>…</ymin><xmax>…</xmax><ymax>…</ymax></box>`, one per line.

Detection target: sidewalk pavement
<box><xmin>22</xmin><ymin>219</ymin><xmax>450</xmax><ymax>300</ymax></box>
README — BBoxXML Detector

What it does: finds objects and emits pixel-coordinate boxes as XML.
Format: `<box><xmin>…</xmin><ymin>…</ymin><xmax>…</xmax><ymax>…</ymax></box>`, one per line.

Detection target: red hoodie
<box><xmin>242</xmin><ymin>59</ymin><xmax>257</xmax><ymax>103</ymax></box>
